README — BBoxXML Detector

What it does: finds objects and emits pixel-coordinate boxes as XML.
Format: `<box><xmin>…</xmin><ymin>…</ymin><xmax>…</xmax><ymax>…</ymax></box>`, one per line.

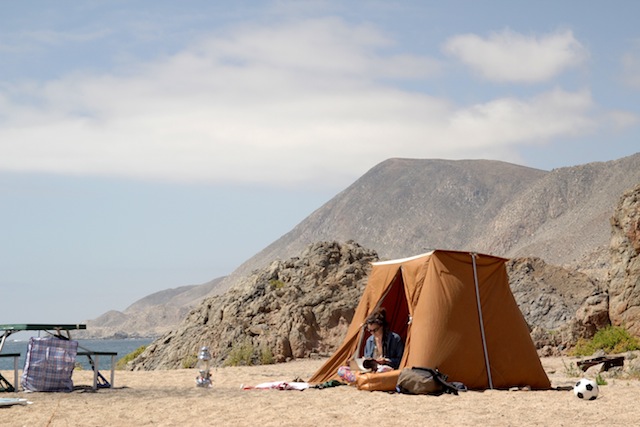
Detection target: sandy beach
<box><xmin>2</xmin><ymin>356</ymin><xmax>640</xmax><ymax>426</ymax></box>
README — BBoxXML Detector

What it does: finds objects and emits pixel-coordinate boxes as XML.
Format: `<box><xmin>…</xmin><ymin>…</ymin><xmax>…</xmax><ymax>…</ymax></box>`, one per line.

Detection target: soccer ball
<box><xmin>574</xmin><ymin>378</ymin><xmax>599</xmax><ymax>400</ymax></box>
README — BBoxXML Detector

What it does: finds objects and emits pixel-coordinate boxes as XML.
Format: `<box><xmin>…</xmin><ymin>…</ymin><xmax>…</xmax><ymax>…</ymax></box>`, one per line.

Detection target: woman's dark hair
<box><xmin>366</xmin><ymin>307</ymin><xmax>388</xmax><ymax>329</ymax></box>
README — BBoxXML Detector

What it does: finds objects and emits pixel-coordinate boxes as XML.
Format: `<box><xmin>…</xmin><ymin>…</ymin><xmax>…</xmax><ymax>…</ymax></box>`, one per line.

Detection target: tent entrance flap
<box><xmin>354</xmin><ymin>269</ymin><xmax>410</xmax><ymax>358</ymax></box>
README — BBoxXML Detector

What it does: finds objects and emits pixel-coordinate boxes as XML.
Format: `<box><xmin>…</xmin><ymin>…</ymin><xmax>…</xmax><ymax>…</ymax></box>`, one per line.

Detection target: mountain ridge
<box><xmin>222</xmin><ymin>153</ymin><xmax>640</xmax><ymax>289</ymax></box>
<box><xmin>85</xmin><ymin>153</ymin><xmax>640</xmax><ymax>338</ymax></box>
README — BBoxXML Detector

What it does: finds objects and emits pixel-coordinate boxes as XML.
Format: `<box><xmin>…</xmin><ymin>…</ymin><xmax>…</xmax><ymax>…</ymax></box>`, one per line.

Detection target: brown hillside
<box><xmin>221</xmin><ymin>153</ymin><xmax>640</xmax><ymax>292</ymax></box>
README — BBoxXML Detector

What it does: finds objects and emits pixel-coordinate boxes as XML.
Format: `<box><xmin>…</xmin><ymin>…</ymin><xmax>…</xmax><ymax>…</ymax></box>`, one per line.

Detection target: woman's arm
<box><xmin>363</xmin><ymin>335</ymin><xmax>374</xmax><ymax>358</ymax></box>
<box><xmin>386</xmin><ymin>333</ymin><xmax>405</xmax><ymax>369</ymax></box>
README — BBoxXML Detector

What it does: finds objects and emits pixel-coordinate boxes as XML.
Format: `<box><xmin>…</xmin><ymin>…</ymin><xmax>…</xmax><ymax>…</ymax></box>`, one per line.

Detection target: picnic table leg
<box><xmin>13</xmin><ymin>356</ymin><xmax>18</xmax><ymax>392</ymax></box>
<box><xmin>93</xmin><ymin>355</ymin><xmax>99</xmax><ymax>391</ymax></box>
<box><xmin>0</xmin><ymin>373</ymin><xmax>14</xmax><ymax>392</ymax></box>
<box><xmin>110</xmin><ymin>354</ymin><xmax>115</xmax><ymax>388</ymax></box>
<box><xmin>0</xmin><ymin>354</ymin><xmax>20</xmax><ymax>392</ymax></box>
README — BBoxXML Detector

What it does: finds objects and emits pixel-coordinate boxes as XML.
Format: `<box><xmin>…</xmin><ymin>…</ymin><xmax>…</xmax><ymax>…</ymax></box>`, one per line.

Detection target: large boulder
<box><xmin>508</xmin><ymin>257</ymin><xmax>600</xmax><ymax>331</ymax></box>
<box><xmin>129</xmin><ymin>241</ymin><xmax>378</xmax><ymax>370</ymax></box>
<box><xmin>608</xmin><ymin>184</ymin><xmax>640</xmax><ymax>335</ymax></box>
<box><xmin>508</xmin><ymin>257</ymin><xmax>607</xmax><ymax>355</ymax></box>
<box><xmin>131</xmin><ymin>244</ymin><xmax>610</xmax><ymax>369</ymax></box>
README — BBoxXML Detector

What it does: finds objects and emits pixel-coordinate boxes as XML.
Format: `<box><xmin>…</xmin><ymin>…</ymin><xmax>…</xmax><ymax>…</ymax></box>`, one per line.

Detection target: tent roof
<box><xmin>372</xmin><ymin>249</ymin><xmax>508</xmax><ymax>266</ymax></box>
<box><xmin>371</xmin><ymin>251</ymin><xmax>434</xmax><ymax>265</ymax></box>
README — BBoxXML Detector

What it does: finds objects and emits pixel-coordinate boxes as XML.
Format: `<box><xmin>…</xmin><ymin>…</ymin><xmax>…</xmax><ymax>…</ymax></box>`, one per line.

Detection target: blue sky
<box><xmin>1</xmin><ymin>1</ymin><xmax>638</xmax><ymax>324</ymax></box>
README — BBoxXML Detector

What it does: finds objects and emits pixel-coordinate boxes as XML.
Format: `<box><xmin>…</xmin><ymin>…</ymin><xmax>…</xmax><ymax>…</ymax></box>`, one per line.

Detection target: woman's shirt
<box><xmin>364</xmin><ymin>331</ymin><xmax>405</xmax><ymax>369</ymax></box>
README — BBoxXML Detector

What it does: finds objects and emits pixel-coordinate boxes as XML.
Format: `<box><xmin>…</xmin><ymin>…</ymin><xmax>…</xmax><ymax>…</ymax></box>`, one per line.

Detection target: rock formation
<box><xmin>608</xmin><ymin>184</ymin><xmax>640</xmax><ymax>335</ymax></box>
<box><xmin>124</xmin><ymin>167</ymin><xmax>640</xmax><ymax>370</ymax></box>
<box><xmin>130</xmin><ymin>241</ymin><xmax>378</xmax><ymax>370</ymax></box>
<box><xmin>508</xmin><ymin>257</ymin><xmax>601</xmax><ymax>331</ymax></box>
<box><xmin>129</xmin><ymin>242</ymin><xmax>607</xmax><ymax>370</ymax></box>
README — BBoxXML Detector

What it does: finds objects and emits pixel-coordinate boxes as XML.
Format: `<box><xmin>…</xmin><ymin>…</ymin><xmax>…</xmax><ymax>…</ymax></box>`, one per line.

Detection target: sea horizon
<box><xmin>0</xmin><ymin>337</ymin><xmax>154</xmax><ymax>371</ymax></box>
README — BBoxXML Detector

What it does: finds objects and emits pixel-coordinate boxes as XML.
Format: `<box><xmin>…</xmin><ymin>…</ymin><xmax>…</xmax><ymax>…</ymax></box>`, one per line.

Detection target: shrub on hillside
<box><xmin>223</xmin><ymin>340</ymin><xmax>255</xmax><ymax>366</ymax></box>
<box><xmin>572</xmin><ymin>326</ymin><xmax>640</xmax><ymax>356</ymax></box>
<box><xmin>115</xmin><ymin>345</ymin><xmax>147</xmax><ymax>370</ymax></box>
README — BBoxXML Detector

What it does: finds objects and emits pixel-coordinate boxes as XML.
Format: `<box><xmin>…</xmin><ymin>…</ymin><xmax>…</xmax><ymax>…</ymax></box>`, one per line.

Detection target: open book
<box><xmin>349</xmin><ymin>357</ymin><xmax>379</xmax><ymax>372</ymax></box>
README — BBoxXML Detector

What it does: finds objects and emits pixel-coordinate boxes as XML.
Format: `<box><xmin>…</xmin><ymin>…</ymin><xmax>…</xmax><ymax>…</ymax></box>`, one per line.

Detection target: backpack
<box><xmin>396</xmin><ymin>367</ymin><xmax>459</xmax><ymax>396</ymax></box>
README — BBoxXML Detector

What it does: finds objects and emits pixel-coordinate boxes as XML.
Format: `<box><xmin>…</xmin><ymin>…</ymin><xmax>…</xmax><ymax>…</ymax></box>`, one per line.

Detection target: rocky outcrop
<box><xmin>129</xmin><ymin>241</ymin><xmax>378</xmax><ymax>370</ymax></box>
<box><xmin>508</xmin><ymin>257</ymin><xmax>601</xmax><ymax>330</ymax></box>
<box><xmin>530</xmin><ymin>292</ymin><xmax>611</xmax><ymax>357</ymax></box>
<box><xmin>126</xmin><ymin>180</ymin><xmax>640</xmax><ymax>369</ymax></box>
<box><xmin>608</xmin><ymin>184</ymin><xmax>640</xmax><ymax>335</ymax></box>
<box><xmin>509</xmin><ymin>257</ymin><xmax>609</xmax><ymax>356</ymax></box>
<box><xmin>530</xmin><ymin>184</ymin><xmax>640</xmax><ymax>355</ymax></box>
<box><xmin>129</xmin><ymin>241</ymin><xmax>607</xmax><ymax>369</ymax></box>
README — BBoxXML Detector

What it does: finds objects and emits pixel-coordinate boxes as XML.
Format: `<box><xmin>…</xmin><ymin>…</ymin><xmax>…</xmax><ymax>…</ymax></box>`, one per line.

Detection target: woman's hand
<box><xmin>376</xmin><ymin>357</ymin><xmax>391</xmax><ymax>365</ymax></box>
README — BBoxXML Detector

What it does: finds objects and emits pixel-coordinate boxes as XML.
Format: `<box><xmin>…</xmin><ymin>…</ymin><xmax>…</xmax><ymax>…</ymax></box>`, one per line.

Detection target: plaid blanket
<box><xmin>21</xmin><ymin>337</ymin><xmax>77</xmax><ymax>392</ymax></box>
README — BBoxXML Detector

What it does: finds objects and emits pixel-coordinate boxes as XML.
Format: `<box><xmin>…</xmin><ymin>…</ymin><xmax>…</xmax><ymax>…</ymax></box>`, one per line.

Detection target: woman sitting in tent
<box><xmin>337</xmin><ymin>307</ymin><xmax>405</xmax><ymax>383</ymax></box>
<box><xmin>363</xmin><ymin>307</ymin><xmax>405</xmax><ymax>369</ymax></box>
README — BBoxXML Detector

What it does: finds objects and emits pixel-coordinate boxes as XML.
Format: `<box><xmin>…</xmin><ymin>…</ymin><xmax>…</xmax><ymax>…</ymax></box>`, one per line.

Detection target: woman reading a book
<box><xmin>336</xmin><ymin>307</ymin><xmax>405</xmax><ymax>383</ymax></box>
<box><xmin>363</xmin><ymin>307</ymin><xmax>404</xmax><ymax>370</ymax></box>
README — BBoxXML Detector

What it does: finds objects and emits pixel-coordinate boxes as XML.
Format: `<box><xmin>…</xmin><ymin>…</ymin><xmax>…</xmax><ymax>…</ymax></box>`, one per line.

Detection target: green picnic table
<box><xmin>0</xmin><ymin>324</ymin><xmax>87</xmax><ymax>351</ymax></box>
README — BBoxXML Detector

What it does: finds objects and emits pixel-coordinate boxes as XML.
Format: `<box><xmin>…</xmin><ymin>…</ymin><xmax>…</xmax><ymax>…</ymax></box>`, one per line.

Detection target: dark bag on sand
<box><xmin>396</xmin><ymin>367</ymin><xmax>459</xmax><ymax>396</ymax></box>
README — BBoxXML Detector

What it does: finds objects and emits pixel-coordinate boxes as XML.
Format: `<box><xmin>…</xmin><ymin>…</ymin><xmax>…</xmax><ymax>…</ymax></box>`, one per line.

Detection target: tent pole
<box><xmin>471</xmin><ymin>252</ymin><xmax>493</xmax><ymax>389</ymax></box>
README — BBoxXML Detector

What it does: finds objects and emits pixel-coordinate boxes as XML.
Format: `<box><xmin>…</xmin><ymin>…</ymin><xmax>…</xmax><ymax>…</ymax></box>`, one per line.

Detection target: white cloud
<box><xmin>446</xmin><ymin>88</ymin><xmax>595</xmax><ymax>145</ymax></box>
<box><xmin>443</xmin><ymin>29</ymin><xmax>589</xmax><ymax>83</ymax></box>
<box><xmin>201</xmin><ymin>18</ymin><xmax>441</xmax><ymax>81</ymax></box>
<box><xmin>0</xmin><ymin>19</ymin><xmax>600</xmax><ymax>190</ymax></box>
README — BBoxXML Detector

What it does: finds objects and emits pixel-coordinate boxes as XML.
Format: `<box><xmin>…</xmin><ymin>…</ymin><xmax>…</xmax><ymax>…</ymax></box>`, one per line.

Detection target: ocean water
<box><xmin>0</xmin><ymin>338</ymin><xmax>153</xmax><ymax>371</ymax></box>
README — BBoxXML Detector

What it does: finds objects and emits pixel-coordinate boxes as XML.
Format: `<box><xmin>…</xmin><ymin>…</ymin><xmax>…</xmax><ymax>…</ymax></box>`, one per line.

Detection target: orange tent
<box><xmin>308</xmin><ymin>250</ymin><xmax>551</xmax><ymax>390</ymax></box>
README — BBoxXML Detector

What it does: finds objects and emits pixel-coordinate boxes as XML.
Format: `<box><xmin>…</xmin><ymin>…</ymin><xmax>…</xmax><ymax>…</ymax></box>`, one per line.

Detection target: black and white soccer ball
<box><xmin>574</xmin><ymin>378</ymin><xmax>599</xmax><ymax>400</ymax></box>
